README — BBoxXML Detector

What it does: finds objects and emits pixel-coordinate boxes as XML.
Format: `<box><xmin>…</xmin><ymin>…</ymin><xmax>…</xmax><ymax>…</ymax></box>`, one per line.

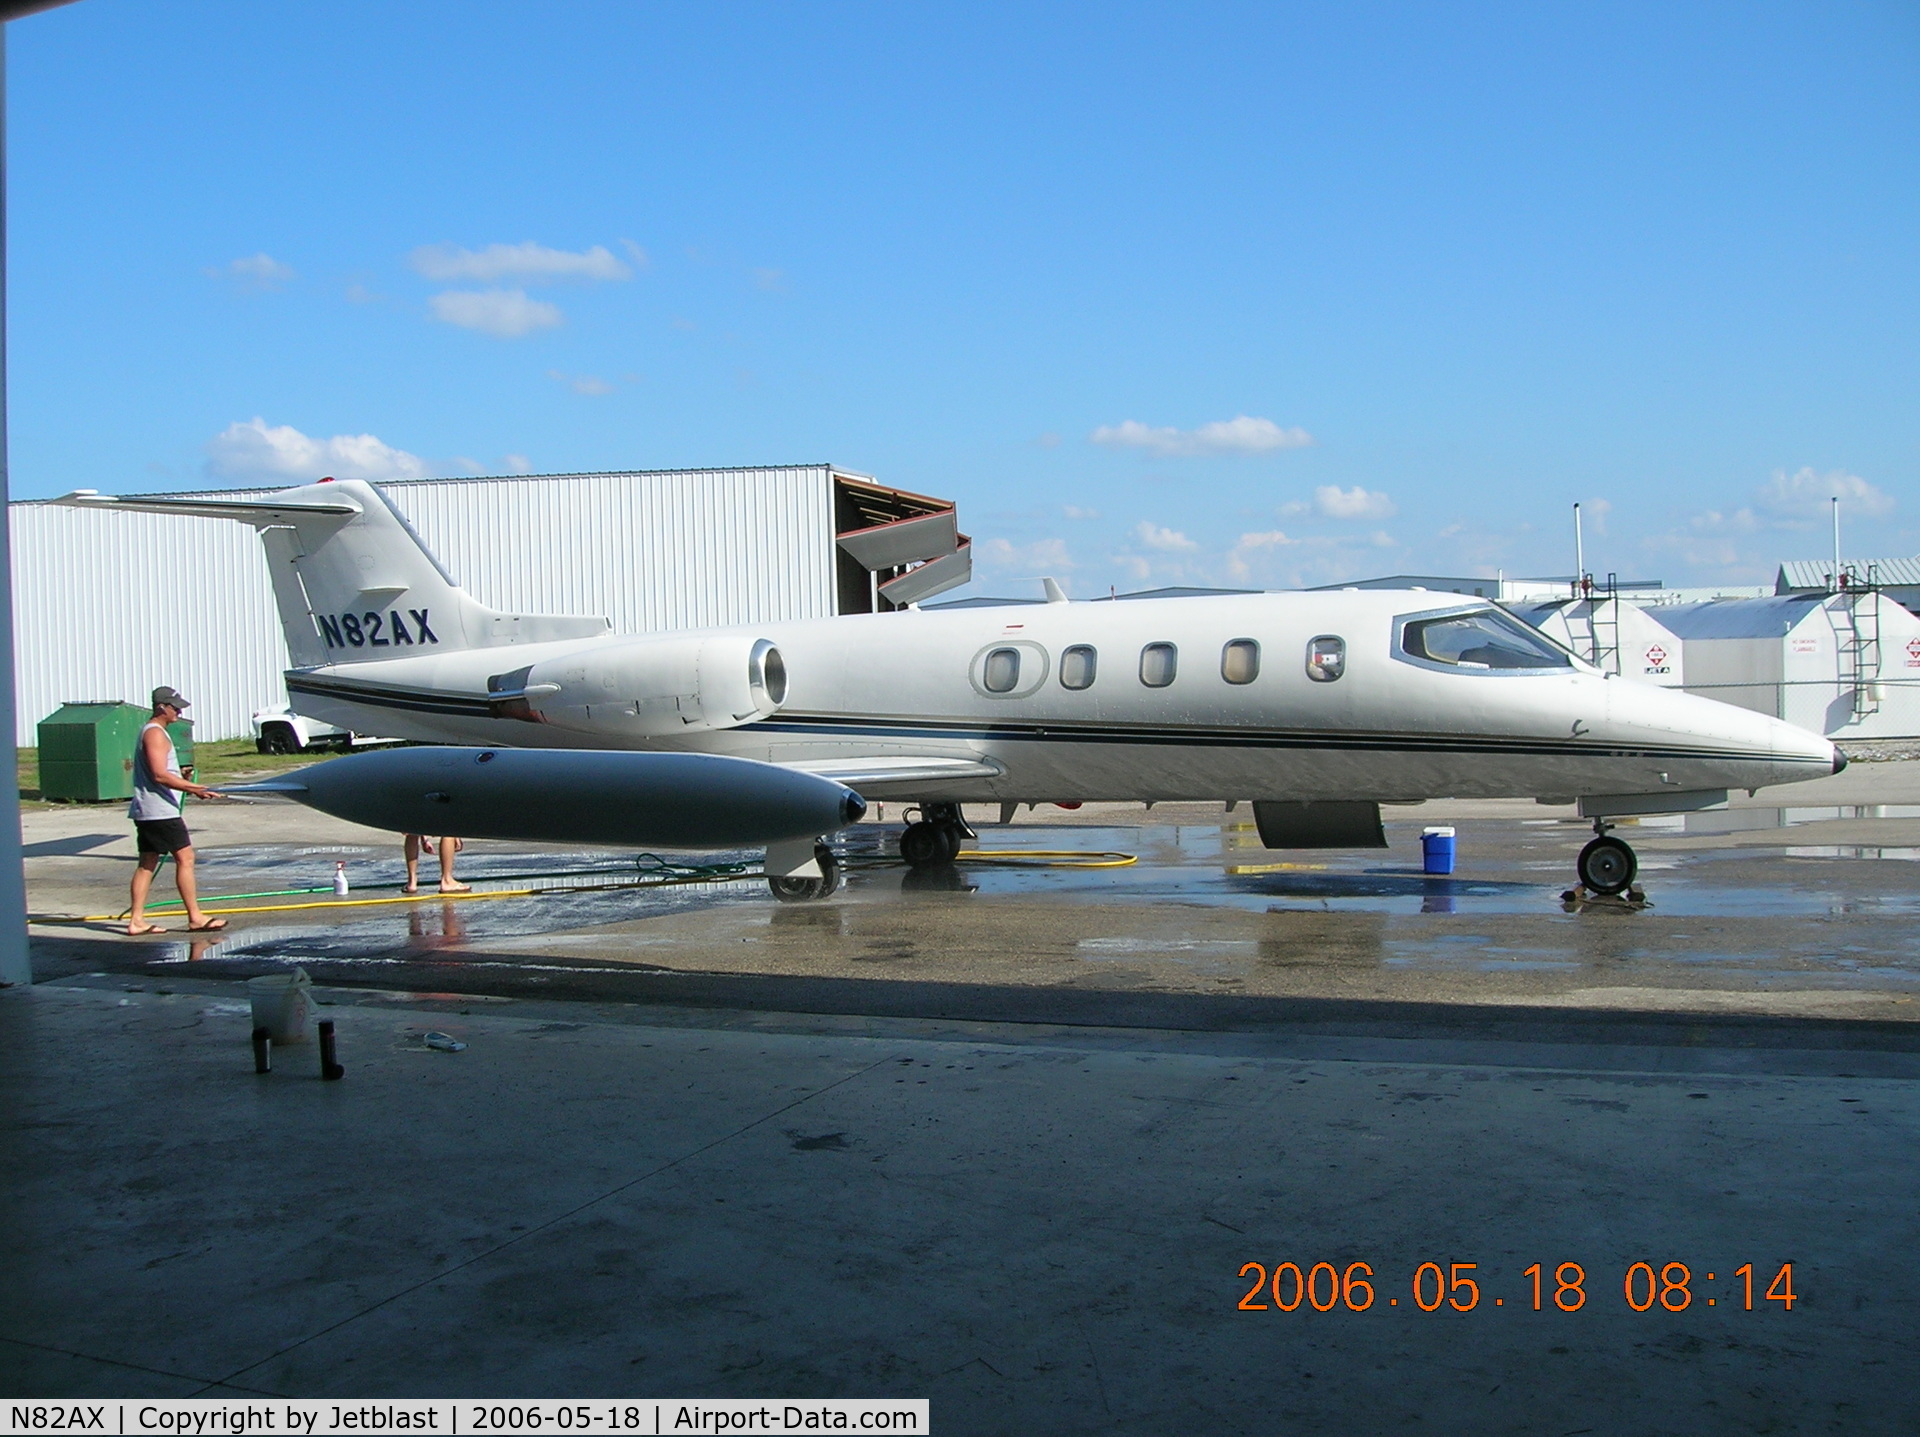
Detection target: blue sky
<box><xmin>8</xmin><ymin>1</ymin><xmax>1917</xmax><ymax>595</ymax></box>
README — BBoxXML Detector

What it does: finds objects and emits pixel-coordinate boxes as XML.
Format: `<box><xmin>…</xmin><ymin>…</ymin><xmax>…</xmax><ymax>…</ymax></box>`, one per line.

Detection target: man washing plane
<box><xmin>60</xmin><ymin>478</ymin><xmax>1843</xmax><ymax>901</ymax></box>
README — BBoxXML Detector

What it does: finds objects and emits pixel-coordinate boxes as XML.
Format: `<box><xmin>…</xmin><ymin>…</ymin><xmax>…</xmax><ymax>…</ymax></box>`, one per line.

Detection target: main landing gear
<box><xmin>899</xmin><ymin>802</ymin><xmax>974</xmax><ymax>869</ymax></box>
<box><xmin>1564</xmin><ymin>819</ymin><xmax>1646</xmax><ymax>906</ymax></box>
<box><xmin>766</xmin><ymin>841</ymin><xmax>842</xmax><ymax>903</ymax></box>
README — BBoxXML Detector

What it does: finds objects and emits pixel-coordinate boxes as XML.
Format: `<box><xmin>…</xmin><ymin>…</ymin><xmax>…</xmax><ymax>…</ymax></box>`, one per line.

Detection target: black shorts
<box><xmin>134</xmin><ymin>818</ymin><xmax>192</xmax><ymax>855</ymax></box>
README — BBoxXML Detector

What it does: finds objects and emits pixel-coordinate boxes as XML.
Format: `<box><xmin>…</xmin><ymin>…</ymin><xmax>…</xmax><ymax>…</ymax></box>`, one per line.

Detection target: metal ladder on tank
<box><xmin>1836</xmin><ymin>565</ymin><xmax>1882</xmax><ymax>718</ymax></box>
<box><xmin>1586</xmin><ymin>574</ymin><xmax>1623</xmax><ymax>676</ymax></box>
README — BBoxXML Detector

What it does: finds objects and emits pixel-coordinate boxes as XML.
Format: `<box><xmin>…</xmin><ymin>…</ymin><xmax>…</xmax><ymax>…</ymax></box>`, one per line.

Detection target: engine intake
<box><xmin>494</xmin><ymin>635</ymin><xmax>787</xmax><ymax>736</ymax></box>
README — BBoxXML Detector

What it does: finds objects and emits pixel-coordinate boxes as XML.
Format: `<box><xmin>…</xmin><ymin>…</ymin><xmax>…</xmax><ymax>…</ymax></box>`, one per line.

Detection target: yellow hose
<box><xmin>955</xmin><ymin>849</ymin><xmax>1138</xmax><ymax>868</ymax></box>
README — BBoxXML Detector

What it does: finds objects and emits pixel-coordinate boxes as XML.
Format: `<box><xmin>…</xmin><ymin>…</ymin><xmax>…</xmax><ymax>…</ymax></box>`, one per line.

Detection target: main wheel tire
<box><xmin>769</xmin><ymin>847</ymin><xmax>841</xmax><ymax>903</ymax></box>
<box><xmin>900</xmin><ymin>821</ymin><xmax>951</xmax><ymax>868</ymax></box>
<box><xmin>936</xmin><ymin>824</ymin><xmax>965</xmax><ymax>862</ymax></box>
<box><xmin>1577</xmin><ymin>835</ymin><xmax>1637</xmax><ymax>896</ymax></box>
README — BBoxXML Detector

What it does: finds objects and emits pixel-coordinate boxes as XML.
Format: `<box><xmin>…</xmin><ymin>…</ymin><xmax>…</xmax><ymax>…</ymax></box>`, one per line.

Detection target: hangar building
<box><xmin>9</xmin><ymin>465</ymin><xmax>969</xmax><ymax>745</ymax></box>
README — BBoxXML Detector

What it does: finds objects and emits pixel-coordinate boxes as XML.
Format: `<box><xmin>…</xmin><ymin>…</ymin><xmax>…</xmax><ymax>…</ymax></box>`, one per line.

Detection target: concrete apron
<box><xmin>2</xmin><ymin>977</ymin><xmax>1915</xmax><ymax>1433</ymax></box>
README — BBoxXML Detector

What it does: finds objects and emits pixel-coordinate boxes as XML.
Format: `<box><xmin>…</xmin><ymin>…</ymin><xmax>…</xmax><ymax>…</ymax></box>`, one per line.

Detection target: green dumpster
<box><xmin>36</xmin><ymin>703</ymin><xmax>198</xmax><ymax>803</ymax></box>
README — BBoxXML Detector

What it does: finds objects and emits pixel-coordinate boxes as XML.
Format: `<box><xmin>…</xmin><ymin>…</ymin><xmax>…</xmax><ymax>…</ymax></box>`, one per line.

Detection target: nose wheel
<box><xmin>900</xmin><ymin>802</ymin><xmax>973</xmax><ymax>869</ymax></box>
<box><xmin>1565</xmin><ymin>820</ymin><xmax>1646</xmax><ymax>905</ymax></box>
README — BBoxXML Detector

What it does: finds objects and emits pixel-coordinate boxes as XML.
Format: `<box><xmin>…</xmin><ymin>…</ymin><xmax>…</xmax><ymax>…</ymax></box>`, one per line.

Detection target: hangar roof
<box><xmin>1777</xmin><ymin>557</ymin><xmax>1920</xmax><ymax>592</ymax></box>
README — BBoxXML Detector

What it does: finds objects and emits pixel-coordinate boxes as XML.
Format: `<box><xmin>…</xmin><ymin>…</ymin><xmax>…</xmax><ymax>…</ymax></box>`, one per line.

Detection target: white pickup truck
<box><xmin>251</xmin><ymin>706</ymin><xmax>395</xmax><ymax>755</ymax></box>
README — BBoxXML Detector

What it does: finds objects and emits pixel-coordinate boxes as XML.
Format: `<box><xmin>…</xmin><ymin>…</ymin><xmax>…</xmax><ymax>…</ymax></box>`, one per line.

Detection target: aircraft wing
<box><xmin>779</xmin><ymin>755</ymin><xmax>1004</xmax><ymax>787</ymax></box>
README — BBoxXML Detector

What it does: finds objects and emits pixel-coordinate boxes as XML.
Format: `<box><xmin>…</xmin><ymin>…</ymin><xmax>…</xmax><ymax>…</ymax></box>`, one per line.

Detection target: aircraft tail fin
<box><xmin>56</xmin><ymin>479</ymin><xmax>608</xmax><ymax>667</ymax></box>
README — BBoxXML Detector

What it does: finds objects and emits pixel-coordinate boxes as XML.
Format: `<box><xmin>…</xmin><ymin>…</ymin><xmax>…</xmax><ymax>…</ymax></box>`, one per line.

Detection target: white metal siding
<box><xmin>10</xmin><ymin>467</ymin><xmax>843</xmax><ymax>744</ymax></box>
<box><xmin>11</xmin><ymin>503</ymin><xmax>293</xmax><ymax>747</ymax></box>
<box><xmin>383</xmin><ymin>468</ymin><xmax>836</xmax><ymax>633</ymax></box>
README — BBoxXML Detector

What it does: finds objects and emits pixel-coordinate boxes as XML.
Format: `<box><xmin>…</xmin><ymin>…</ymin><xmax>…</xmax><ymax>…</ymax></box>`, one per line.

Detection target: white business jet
<box><xmin>61</xmin><ymin>479</ymin><xmax>1842</xmax><ymax>900</ymax></box>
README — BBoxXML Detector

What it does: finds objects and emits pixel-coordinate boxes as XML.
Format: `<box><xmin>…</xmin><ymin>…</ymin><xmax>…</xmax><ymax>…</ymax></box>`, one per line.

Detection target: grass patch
<box><xmin>18</xmin><ymin>737</ymin><xmax>314</xmax><ymax>808</ymax></box>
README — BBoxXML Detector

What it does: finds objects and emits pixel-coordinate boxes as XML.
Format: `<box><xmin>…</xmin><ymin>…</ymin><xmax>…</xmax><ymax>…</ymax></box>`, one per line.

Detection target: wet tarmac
<box><xmin>21</xmin><ymin>761</ymin><xmax>1920</xmax><ymax>1028</ymax></box>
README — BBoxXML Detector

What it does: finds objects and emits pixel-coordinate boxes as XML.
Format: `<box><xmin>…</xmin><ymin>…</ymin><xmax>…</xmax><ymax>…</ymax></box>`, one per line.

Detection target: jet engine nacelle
<box><xmin>491</xmin><ymin>635</ymin><xmax>788</xmax><ymax>736</ymax></box>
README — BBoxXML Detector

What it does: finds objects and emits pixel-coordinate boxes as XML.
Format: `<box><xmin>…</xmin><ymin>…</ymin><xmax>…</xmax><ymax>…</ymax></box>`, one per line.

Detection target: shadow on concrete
<box><xmin>29</xmin><ymin>933</ymin><xmax>1920</xmax><ymax>1066</ymax></box>
<box><xmin>23</xmin><ymin>832</ymin><xmax>122</xmax><ymax>857</ymax></box>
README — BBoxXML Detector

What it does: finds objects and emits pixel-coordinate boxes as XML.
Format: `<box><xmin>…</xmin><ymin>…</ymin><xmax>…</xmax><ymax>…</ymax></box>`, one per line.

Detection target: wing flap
<box><xmin>781</xmin><ymin>754</ymin><xmax>1004</xmax><ymax>787</ymax></box>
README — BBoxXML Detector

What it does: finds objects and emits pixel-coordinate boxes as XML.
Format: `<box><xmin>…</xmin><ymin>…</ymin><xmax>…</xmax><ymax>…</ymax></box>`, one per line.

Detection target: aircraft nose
<box><xmin>1833</xmin><ymin>749</ymin><xmax>1849</xmax><ymax>776</ymax></box>
<box><xmin>842</xmin><ymin>790</ymin><xmax>868</xmax><ymax>825</ymax></box>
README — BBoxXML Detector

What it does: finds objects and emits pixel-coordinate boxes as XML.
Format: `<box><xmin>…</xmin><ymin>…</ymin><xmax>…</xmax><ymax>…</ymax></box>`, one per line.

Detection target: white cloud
<box><xmin>1135</xmin><ymin>521</ymin><xmax>1199</xmax><ymax>552</ymax></box>
<box><xmin>1091</xmin><ymin>415</ymin><xmax>1314</xmax><ymax>457</ymax></box>
<box><xmin>410</xmin><ymin>242</ymin><xmax>632</xmax><ymax>284</ymax></box>
<box><xmin>619</xmin><ymin>239</ymin><xmax>651</xmax><ymax>269</ymax></box>
<box><xmin>430</xmin><ymin>288</ymin><xmax>564</xmax><ymax>338</ymax></box>
<box><xmin>206</xmin><ymin>418</ymin><xmax>431</xmax><ymax>483</ymax></box>
<box><xmin>1236</xmin><ymin>530</ymin><xmax>1295</xmax><ymax>550</ymax></box>
<box><xmin>1062</xmin><ymin>504</ymin><xmax>1100</xmax><ymax>520</ymax></box>
<box><xmin>209</xmin><ymin>252</ymin><xmax>295</xmax><ymax>290</ymax></box>
<box><xmin>978</xmin><ymin>536</ymin><xmax>1076</xmax><ymax>574</ymax></box>
<box><xmin>1314</xmin><ymin>484</ymin><xmax>1397</xmax><ymax>520</ymax></box>
<box><xmin>1655</xmin><ymin>466</ymin><xmax>1898</xmax><ymax>579</ymax></box>
<box><xmin>501</xmin><ymin>453</ymin><xmax>533</xmax><ymax>474</ymax></box>
<box><xmin>547</xmin><ymin>369</ymin><xmax>614</xmax><ymax>396</ymax></box>
<box><xmin>1757</xmin><ymin>466</ymin><xmax>1894</xmax><ymax>519</ymax></box>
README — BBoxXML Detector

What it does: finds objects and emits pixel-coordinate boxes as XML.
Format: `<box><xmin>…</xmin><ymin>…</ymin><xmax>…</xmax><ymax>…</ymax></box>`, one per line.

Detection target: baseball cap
<box><xmin>151</xmin><ymin>686</ymin><xmax>190</xmax><ymax>710</ymax></box>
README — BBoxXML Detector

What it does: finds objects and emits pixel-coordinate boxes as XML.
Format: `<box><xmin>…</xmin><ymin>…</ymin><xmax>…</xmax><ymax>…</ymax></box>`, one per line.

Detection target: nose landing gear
<box><xmin>1564</xmin><ymin>819</ymin><xmax>1647</xmax><ymax>906</ymax></box>
<box><xmin>900</xmin><ymin>802</ymin><xmax>974</xmax><ymax>869</ymax></box>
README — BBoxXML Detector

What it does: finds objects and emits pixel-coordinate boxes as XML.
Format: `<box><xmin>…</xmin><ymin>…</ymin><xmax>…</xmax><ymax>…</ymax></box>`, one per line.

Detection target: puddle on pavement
<box><xmin>141</xmin><ymin>818</ymin><xmax>1920</xmax><ymax>978</ymax></box>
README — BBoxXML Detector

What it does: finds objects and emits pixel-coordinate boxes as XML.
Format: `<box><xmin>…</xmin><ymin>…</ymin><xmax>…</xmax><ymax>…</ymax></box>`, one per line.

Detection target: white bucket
<box><xmin>246</xmin><ymin>967</ymin><xmax>314</xmax><ymax>1044</ymax></box>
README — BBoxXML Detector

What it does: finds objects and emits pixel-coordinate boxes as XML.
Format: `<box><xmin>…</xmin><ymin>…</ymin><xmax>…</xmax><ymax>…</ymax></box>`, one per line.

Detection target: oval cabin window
<box><xmin>982</xmin><ymin>647</ymin><xmax>1022</xmax><ymax>693</ymax></box>
<box><xmin>1139</xmin><ymin>642</ymin><xmax>1178</xmax><ymax>688</ymax></box>
<box><xmin>1221</xmin><ymin>639</ymin><xmax>1260</xmax><ymax>685</ymax></box>
<box><xmin>1060</xmin><ymin>645</ymin><xmax>1097</xmax><ymax>690</ymax></box>
<box><xmin>1306</xmin><ymin>635</ymin><xmax>1345</xmax><ymax>683</ymax></box>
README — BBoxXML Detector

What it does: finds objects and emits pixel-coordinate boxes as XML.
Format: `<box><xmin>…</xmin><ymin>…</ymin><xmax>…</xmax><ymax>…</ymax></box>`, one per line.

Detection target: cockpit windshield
<box><xmin>1400</xmin><ymin>608</ymin><xmax>1574</xmax><ymax>672</ymax></box>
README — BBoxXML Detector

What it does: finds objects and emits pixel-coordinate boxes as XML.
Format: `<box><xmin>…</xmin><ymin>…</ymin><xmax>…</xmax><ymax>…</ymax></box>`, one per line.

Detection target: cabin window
<box><xmin>1139</xmin><ymin>642</ymin><xmax>1178</xmax><ymax>688</ymax></box>
<box><xmin>982</xmin><ymin>647</ymin><xmax>1022</xmax><ymax>693</ymax></box>
<box><xmin>1060</xmin><ymin>645</ymin><xmax>1097</xmax><ymax>690</ymax></box>
<box><xmin>1221</xmin><ymin>639</ymin><xmax>1260</xmax><ymax>685</ymax></box>
<box><xmin>1402</xmin><ymin>609</ymin><xmax>1572</xmax><ymax>671</ymax></box>
<box><xmin>1306</xmin><ymin>635</ymin><xmax>1345</xmax><ymax>683</ymax></box>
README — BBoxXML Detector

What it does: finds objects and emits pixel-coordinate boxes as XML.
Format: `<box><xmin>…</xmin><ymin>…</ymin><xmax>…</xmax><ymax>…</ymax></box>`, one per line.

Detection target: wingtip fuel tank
<box><xmin>227</xmin><ymin>746</ymin><xmax>865</xmax><ymax>849</ymax></box>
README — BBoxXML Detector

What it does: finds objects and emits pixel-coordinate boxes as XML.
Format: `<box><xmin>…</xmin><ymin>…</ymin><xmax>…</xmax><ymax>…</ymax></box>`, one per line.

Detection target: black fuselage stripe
<box><xmin>287</xmin><ymin>675</ymin><xmax>491</xmax><ymax>717</ymax></box>
<box><xmin>287</xmin><ymin>677</ymin><xmax>1809</xmax><ymax>767</ymax></box>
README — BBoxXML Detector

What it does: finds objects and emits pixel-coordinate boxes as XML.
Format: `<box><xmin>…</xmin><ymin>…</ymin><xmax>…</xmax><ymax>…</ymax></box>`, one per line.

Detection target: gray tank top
<box><xmin>129</xmin><ymin>720</ymin><xmax>183</xmax><ymax>821</ymax></box>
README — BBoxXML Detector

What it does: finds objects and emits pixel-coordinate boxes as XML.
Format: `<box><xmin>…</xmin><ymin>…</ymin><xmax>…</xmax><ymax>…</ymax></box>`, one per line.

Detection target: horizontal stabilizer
<box><xmin>57</xmin><ymin>489</ymin><xmax>361</xmax><ymax>526</ymax></box>
<box><xmin>58</xmin><ymin>478</ymin><xmax>611</xmax><ymax>667</ymax></box>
